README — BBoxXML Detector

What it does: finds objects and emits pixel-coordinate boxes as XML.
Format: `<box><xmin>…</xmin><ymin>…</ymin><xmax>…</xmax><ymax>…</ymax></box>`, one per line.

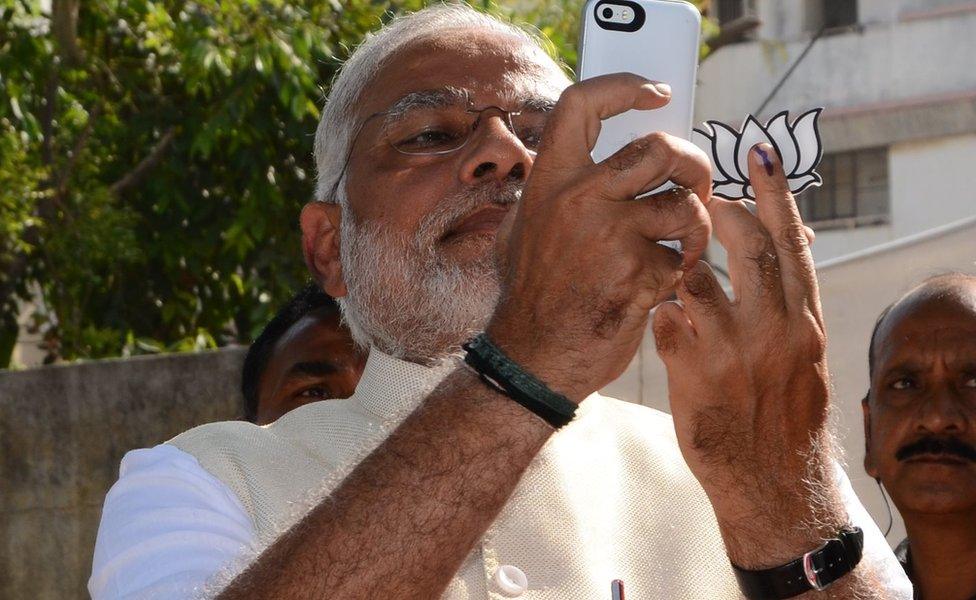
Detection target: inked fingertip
<box><xmin>751</xmin><ymin>143</ymin><xmax>778</xmax><ymax>177</ymax></box>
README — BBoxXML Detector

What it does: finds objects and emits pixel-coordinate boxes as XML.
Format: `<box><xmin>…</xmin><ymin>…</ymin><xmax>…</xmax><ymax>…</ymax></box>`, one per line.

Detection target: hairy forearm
<box><xmin>717</xmin><ymin>503</ymin><xmax>891</xmax><ymax>600</ymax></box>
<box><xmin>812</xmin><ymin>566</ymin><xmax>889</xmax><ymax>600</ymax></box>
<box><xmin>216</xmin><ymin>367</ymin><xmax>553</xmax><ymax>599</ymax></box>
<box><xmin>711</xmin><ymin>454</ymin><xmax>892</xmax><ymax>600</ymax></box>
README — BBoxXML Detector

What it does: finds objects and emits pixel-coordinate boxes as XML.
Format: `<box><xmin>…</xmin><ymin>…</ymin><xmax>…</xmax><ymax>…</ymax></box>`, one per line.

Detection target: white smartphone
<box><xmin>578</xmin><ymin>0</ymin><xmax>701</xmax><ymax>190</ymax></box>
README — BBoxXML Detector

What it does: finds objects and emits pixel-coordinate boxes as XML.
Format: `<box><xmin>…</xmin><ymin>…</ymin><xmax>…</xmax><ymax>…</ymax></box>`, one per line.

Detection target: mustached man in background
<box><xmin>863</xmin><ymin>273</ymin><xmax>976</xmax><ymax>600</ymax></box>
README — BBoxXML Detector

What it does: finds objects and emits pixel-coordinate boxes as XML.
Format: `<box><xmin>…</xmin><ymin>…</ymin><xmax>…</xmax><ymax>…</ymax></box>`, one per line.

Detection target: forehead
<box><xmin>273</xmin><ymin>310</ymin><xmax>350</xmax><ymax>356</ymax></box>
<box><xmin>358</xmin><ymin>28</ymin><xmax>570</xmax><ymax>118</ymax></box>
<box><xmin>875</xmin><ymin>290</ymin><xmax>976</xmax><ymax>369</ymax></box>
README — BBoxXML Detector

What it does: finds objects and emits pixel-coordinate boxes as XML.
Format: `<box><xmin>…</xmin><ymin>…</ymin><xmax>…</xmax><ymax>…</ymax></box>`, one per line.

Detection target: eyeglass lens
<box><xmin>383</xmin><ymin>105</ymin><xmax>550</xmax><ymax>155</ymax></box>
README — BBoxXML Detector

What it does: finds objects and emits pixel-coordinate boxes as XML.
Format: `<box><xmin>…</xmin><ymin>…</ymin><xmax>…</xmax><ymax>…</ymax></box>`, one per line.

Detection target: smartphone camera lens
<box><xmin>595</xmin><ymin>1</ymin><xmax>643</xmax><ymax>30</ymax></box>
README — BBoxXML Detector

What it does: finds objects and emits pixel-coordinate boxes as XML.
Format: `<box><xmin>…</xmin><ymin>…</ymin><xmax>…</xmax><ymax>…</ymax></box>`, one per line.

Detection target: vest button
<box><xmin>493</xmin><ymin>564</ymin><xmax>528</xmax><ymax>597</ymax></box>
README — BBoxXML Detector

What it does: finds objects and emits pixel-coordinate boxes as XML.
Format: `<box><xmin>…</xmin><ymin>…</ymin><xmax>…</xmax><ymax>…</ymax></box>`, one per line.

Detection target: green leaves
<box><xmin>0</xmin><ymin>0</ymin><xmax>708</xmax><ymax>367</ymax></box>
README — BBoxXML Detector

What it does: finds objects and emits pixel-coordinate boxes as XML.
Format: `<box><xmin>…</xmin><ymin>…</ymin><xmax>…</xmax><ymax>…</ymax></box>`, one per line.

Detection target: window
<box><xmin>717</xmin><ymin>0</ymin><xmax>743</xmax><ymax>24</ymax></box>
<box><xmin>716</xmin><ymin>0</ymin><xmax>757</xmax><ymax>25</ymax></box>
<box><xmin>807</xmin><ymin>0</ymin><xmax>858</xmax><ymax>32</ymax></box>
<box><xmin>824</xmin><ymin>0</ymin><xmax>858</xmax><ymax>28</ymax></box>
<box><xmin>797</xmin><ymin>147</ymin><xmax>889</xmax><ymax>229</ymax></box>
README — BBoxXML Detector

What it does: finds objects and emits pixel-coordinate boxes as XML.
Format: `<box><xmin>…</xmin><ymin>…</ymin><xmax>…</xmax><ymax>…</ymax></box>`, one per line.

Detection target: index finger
<box><xmin>748</xmin><ymin>143</ymin><xmax>821</xmax><ymax>315</ymax></box>
<box><xmin>534</xmin><ymin>73</ymin><xmax>672</xmax><ymax>173</ymax></box>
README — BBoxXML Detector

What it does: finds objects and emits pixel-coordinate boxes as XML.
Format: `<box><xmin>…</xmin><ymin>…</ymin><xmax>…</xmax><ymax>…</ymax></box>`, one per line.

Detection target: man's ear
<box><xmin>300</xmin><ymin>201</ymin><xmax>346</xmax><ymax>298</ymax></box>
<box><xmin>862</xmin><ymin>393</ymin><xmax>879</xmax><ymax>478</ymax></box>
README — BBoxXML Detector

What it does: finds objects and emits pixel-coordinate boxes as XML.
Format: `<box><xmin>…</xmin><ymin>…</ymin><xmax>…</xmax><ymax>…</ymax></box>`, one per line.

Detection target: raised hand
<box><xmin>489</xmin><ymin>73</ymin><xmax>713</xmax><ymax>402</ymax></box>
<box><xmin>654</xmin><ymin>143</ymin><xmax>847</xmax><ymax>568</ymax></box>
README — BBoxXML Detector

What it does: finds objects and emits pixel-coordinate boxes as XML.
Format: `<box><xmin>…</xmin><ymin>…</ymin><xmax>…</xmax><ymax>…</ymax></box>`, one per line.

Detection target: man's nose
<box><xmin>915</xmin><ymin>385</ymin><xmax>968</xmax><ymax>434</ymax></box>
<box><xmin>457</xmin><ymin>115</ymin><xmax>533</xmax><ymax>186</ymax></box>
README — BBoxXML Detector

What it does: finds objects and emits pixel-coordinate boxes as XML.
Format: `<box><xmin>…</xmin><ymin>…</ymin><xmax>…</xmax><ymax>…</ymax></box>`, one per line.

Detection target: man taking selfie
<box><xmin>90</xmin><ymin>5</ymin><xmax>910</xmax><ymax>598</ymax></box>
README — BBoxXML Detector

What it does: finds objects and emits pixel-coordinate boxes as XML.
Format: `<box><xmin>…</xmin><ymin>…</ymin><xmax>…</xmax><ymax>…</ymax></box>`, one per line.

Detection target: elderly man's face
<box><xmin>864</xmin><ymin>286</ymin><xmax>976</xmax><ymax>516</ymax></box>
<box><xmin>344</xmin><ymin>31</ymin><xmax>566</xmax><ymax>265</ymax></box>
<box><xmin>303</xmin><ymin>30</ymin><xmax>570</xmax><ymax>362</ymax></box>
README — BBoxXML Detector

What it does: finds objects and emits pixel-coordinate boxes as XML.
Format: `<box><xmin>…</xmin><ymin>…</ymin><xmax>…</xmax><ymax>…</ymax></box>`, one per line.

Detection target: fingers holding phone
<box><xmin>489</xmin><ymin>74</ymin><xmax>713</xmax><ymax>401</ymax></box>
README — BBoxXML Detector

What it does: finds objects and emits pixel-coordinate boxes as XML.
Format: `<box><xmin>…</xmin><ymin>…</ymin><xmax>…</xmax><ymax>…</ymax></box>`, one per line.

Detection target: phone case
<box><xmin>578</xmin><ymin>0</ymin><xmax>701</xmax><ymax>165</ymax></box>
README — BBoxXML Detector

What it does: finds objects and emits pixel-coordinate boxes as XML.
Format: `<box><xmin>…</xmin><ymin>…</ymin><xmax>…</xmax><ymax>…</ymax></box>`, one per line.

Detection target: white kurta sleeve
<box><xmin>88</xmin><ymin>443</ymin><xmax>255</xmax><ymax>600</ymax></box>
<box><xmin>836</xmin><ymin>463</ymin><xmax>913</xmax><ymax>599</ymax></box>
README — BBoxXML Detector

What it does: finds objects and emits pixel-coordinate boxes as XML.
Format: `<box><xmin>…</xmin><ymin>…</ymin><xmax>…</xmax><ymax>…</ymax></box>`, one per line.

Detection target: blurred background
<box><xmin>0</xmin><ymin>0</ymin><xmax>620</xmax><ymax>370</ymax></box>
<box><xmin>1</xmin><ymin>0</ymin><xmax>975</xmax><ymax>597</ymax></box>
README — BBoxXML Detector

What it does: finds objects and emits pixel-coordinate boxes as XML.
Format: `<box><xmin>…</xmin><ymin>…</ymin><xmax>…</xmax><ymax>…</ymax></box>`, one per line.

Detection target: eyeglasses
<box><xmin>325</xmin><ymin>96</ymin><xmax>553</xmax><ymax>201</ymax></box>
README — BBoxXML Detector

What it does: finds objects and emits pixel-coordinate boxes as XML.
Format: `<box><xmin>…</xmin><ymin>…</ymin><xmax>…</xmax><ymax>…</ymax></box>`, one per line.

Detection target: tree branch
<box><xmin>109</xmin><ymin>127</ymin><xmax>178</xmax><ymax>196</ymax></box>
<box><xmin>51</xmin><ymin>0</ymin><xmax>84</xmax><ymax>66</ymax></box>
<box><xmin>55</xmin><ymin>105</ymin><xmax>99</xmax><ymax>201</ymax></box>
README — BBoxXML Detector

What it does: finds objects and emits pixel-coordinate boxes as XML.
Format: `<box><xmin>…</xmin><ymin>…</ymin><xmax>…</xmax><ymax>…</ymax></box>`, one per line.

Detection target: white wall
<box><xmin>752</xmin><ymin>0</ymin><xmax>808</xmax><ymax>40</ymax></box>
<box><xmin>860</xmin><ymin>0</ymin><xmax>976</xmax><ymax>24</ymax></box>
<box><xmin>889</xmin><ymin>134</ymin><xmax>976</xmax><ymax>237</ymax></box>
<box><xmin>722</xmin><ymin>1</ymin><xmax>976</xmax><ymax>55</ymax></box>
<box><xmin>695</xmin><ymin>9</ymin><xmax>976</xmax><ymax>124</ymax></box>
<box><xmin>797</xmin><ymin>133</ymin><xmax>976</xmax><ymax>262</ymax></box>
<box><xmin>808</xmin><ymin>225</ymin><xmax>895</xmax><ymax>263</ymax></box>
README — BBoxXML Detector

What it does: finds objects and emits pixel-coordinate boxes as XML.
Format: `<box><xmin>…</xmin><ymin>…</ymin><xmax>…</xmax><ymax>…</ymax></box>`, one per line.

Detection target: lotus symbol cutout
<box><xmin>691</xmin><ymin>108</ymin><xmax>824</xmax><ymax>201</ymax></box>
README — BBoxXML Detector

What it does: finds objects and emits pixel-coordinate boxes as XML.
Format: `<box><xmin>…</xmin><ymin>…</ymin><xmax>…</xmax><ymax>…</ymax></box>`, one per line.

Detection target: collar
<box><xmin>895</xmin><ymin>537</ymin><xmax>914</xmax><ymax>581</ymax></box>
<box><xmin>354</xmin><ymin>348</ymin><xmax>459</xmax><ymax>419</ymax></box>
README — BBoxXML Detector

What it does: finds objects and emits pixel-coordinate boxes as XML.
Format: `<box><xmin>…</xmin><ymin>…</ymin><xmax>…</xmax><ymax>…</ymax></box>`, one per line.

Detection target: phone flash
<box><xmin>599</xmin><ymin>4</ymin><xmax>636</xmax><ymax>25</ymax></box>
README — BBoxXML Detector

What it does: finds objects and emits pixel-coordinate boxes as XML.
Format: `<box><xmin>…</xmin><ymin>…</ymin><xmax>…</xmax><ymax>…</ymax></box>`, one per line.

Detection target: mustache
<box><xmin>896</xmin><ymin>436</ymin><xmax>976</xmax><ymax>462</ymax></box>
<box><xmin>416</xmin><ymin>181</ymin><xmax>522</xmax><ymax>248</ymax></box>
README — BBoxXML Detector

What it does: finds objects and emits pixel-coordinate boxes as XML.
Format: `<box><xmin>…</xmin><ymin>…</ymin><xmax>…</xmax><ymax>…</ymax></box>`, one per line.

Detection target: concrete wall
<box><xmin>861</xmin><ymin>0</ymin><xmax>976</xmax><ymax>24</ymax></box>
<box><xmin>0</xmin><ymin>348</ymin><xmax>246</xmax><ymax>600</ymax></box>
<box><xmin>889</xmin><ymin>134</ymin><xmax>976</xmax><ymax>237</ymax></box>
<box><xmin>697</xmin><ymin>5</ymin><xmax>976</xmax><ymax>123</ymax></box>
<box><xmin>751</xmin><ymin>0</ymin><xmax>976</xmax><ymax>39</ymax></box>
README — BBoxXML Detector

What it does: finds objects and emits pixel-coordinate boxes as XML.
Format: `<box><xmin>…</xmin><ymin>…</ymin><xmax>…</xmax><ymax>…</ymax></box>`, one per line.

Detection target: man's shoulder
<box><xmin>168</xmin><ymin>397</ymin><xmax>363</xmax><ymax>455</ymax></box>
<box><xmin>164</xmin><ymin>397</ymin><xmax>376</xmax><ymax>530</ymax></box>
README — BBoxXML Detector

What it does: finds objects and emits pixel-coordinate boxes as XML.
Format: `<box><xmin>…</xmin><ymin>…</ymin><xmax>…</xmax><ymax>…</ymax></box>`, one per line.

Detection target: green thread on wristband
<box><xmin>462</xmin><ymin>333</ymin><xmax>577</xmax><ymax>429</ymax></box>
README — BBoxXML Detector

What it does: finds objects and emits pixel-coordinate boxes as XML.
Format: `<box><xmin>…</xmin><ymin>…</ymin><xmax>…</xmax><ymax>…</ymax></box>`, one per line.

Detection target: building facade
<box><xmin>697</xmin><ymin>0</ymin><xmax>976</xmax><ymax>261</ymax></box>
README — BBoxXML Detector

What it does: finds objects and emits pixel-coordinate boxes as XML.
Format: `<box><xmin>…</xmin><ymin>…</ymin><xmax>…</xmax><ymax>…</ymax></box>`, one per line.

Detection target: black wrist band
<box><xmin>732</xmin><ymin>526</ymin><xmax>864</xmax><ymax>599</ymax></box>
<box><xmin>462</xmin><ymin>333</ymin><xmax>577</xmax><ymax>429</ymax></box>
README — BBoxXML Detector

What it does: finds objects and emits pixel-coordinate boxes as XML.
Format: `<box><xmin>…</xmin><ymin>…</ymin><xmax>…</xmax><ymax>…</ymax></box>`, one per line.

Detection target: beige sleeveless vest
<box><xmin>169</xmin><ymin>350</ymin><xmax>742</xmax><ymax>599</ymax></box>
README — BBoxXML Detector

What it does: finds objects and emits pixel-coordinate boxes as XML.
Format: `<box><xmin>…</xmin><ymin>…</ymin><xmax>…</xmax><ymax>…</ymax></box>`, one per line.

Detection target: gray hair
<box><xmin>312</xmin><ymin>2</ymin><xmax>555</xmax><ymax>205</ymax></box>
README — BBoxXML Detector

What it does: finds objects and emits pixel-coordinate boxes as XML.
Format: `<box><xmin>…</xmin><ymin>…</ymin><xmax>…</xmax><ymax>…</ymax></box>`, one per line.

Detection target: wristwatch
<box><xmin>731</xmin><ymin>527</ymin><xmax>864</xmax><ymax>599</ymax></box>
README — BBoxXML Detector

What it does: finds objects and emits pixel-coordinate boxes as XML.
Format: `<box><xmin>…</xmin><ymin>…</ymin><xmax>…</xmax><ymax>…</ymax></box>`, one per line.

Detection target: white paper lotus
<box><xmin>691</xmin><ymin>108</ymin><xmax>824</xmax><ymax>201</ymax></box>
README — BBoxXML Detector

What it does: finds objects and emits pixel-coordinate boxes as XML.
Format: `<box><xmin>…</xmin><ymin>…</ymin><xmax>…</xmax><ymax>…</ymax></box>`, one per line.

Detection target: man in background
<box><xmin>241</xmin><ymin>282</ymin><xmax>366</xmax><ymax>424</ymax></box>
<box><xmin>863</xmin><ymin>273</ymin><xmax>976</xmax><ymax>600</ymax></box>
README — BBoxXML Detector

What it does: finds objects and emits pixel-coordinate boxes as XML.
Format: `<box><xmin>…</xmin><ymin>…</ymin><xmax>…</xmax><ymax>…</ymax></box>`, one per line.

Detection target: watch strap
<box><xmin>732</xmin><ymin>527</ymin><xmax>864</xmax><ymax>599</ymax></box>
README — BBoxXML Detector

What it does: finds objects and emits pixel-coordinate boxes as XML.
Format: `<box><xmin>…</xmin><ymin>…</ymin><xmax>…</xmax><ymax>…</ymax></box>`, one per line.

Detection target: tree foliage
<box><xmin>0</xmin><ymin>0</ymin><xmax>709</xmax><ymax>368</ymax></box>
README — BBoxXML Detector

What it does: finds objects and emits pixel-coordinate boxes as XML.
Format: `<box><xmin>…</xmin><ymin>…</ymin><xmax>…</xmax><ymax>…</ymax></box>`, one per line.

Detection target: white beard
<box><xmin>336</xmin><ymin>182</ymin><xmax>519</xmax><ymax>365</ymax></box>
